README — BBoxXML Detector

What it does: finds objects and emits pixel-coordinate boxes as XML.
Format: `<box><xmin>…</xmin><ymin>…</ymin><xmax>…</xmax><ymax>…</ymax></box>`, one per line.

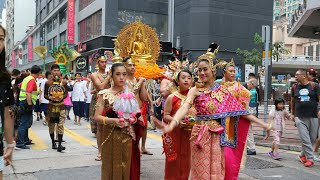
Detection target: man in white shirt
<box><xmin>84</xmin><ymin>72</ymin><xmax>92</xmax><ymax>122</ymax></box>
<box><xmin>39</xmin><ymin>71</ymin><xmax>52</xmax><ymax>125</ymax></box>
<box><xmin>72</xmin><ymin>73</ymin><xmax>87</xmax><ymax>125</ymax></box>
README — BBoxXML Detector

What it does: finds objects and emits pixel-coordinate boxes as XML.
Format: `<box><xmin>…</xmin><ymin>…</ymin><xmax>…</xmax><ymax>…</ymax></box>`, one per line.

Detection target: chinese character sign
<box><xmin>67</xmin><ymin>0</ymin><xmax>75</xmax><ymax>44</ymax></box>
<box><xmin>28</xmin><ymin>36</ymin><xmax>33</xmax><ymax>61</ymax></box>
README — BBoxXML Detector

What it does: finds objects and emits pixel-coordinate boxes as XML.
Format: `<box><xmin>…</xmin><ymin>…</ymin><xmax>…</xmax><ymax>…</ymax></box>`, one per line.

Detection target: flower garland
<box><xmin>134</xmin><ymin>64</ymin><xmax>164</xmax><ymax>79</ymax></box>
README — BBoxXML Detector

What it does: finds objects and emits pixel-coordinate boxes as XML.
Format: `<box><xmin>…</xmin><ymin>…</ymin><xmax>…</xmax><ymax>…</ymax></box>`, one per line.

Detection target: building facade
<box><xmin>8</xmin><ymin>0</ymin><xmax>275</xmax><ymax>81</ymax></box>
<box><xmin>8</xmin><ymin>0</ymin><xmax>171</xmax><ymax>72</ymax></box>
<box><xmin>5</xmin><ymin>0</ymin><xmax>36</xmax><ymax>68</ymax></box>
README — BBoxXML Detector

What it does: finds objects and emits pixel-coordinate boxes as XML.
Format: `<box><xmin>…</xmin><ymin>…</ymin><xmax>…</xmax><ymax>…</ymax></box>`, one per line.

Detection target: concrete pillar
<box><xmin>313</xmin><ymin>45</ymin><xmax>317</xmax><ymax>61</ymax></box>
<box><xmin>292</xmin><ymin>44</ymin><xmax>297</xmax><ymax>56</ymax></box>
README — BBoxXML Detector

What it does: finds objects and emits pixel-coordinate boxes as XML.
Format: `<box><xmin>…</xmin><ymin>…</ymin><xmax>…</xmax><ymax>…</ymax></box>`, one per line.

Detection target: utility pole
<box><xmin>262</xmin><ymin>25</ymin><xmax>271</xmax><ymax>127</ymax></box>
<box><xmin>168</xmin><ymin>0</ymin><xmax>175</xmax><ymax>43</ymax></box>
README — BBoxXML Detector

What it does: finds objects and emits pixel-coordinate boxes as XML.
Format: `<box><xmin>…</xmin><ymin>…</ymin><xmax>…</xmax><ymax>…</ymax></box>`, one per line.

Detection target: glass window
<box><xmin>53</xmin><ymin>15</ymin><xmax>58</xmax><ymax>30</ymax></box>
<box><xmin>78</xmin><ymin>10</ymin><xmax>102</xmax><ymax>41</ymax></box>
<box><xmin>47</xmin><ymin>20</ymin><xmax>53</xmax><ymax>33</ymax></box>
<box><xmin>79</xmin><ymin>0</ymin><xmax>95</xmax><ymax>11</ymax></box>
<box><xmin>59</xmin><ymin>8</ymin><xmax>67</xmax><ymax>25</ymax></box>
<box><xmin>53</xmin><ymin>36</ymin><xmax>57</xmax><ymax>48</ymax></box>
<box><xmin>60</xmin><ymin>31</ymin><xmax>66</xmax><ymax>43</ymax></box>
<box><xmin>117</xmin><ymin>10</ymin><xmax>168</xmax><ymax>41</ymax></box>
<box><xmin>48</xmin><ymin>0</ymin><xmax>53</xmax><ymax>13</ymax></box>
<box><xmin>47</xmin><ymin>39</ymin><xmax>53</xmax><ymax>50</ymax></box>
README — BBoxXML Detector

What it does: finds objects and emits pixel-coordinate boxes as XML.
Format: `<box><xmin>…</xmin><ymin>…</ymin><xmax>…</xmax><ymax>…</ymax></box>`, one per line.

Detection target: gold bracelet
<box><xmin>267</xmin><ymin>123</ymin><xmax>272</xmax><ymax>131</ymax></box>
<box><xmin>184</xmin><ymin>100</ymin><xmax>193</xmax><ymax>106</ymax></box>
<box><xmin>103</xmin><ymin>117</ymin><xmax>107</xmax><ymax>126</ymax></box>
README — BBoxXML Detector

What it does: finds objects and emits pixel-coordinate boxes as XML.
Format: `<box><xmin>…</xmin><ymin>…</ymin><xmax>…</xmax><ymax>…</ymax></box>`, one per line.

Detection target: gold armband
<box><xmin>184</xmin><ymin>100</ymin><xmax>193</xmax><ymax>106</ymax></box>
<box><xmin>103</xmin><ymin>117</ymin><xmax>107</xmax><ymax>126</ymax></box>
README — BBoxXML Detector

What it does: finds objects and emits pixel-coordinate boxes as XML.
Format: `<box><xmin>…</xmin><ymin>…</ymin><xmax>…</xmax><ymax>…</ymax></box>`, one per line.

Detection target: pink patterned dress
<box><xmin>190</xmin><ymin>83</ymin><xmax>250</xmax><ymax>180</ymax></box>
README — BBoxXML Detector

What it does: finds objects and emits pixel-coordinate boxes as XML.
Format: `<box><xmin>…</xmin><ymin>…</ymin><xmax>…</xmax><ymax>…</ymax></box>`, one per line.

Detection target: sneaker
<box><xmin>15</xmin><ymin>145</ymin><xmax>30</xmax><ymax>149</ymax></box>
<box><xmin>304</xmin><ymin>160</ymin><xmax>314</xmax><ymax>167</ymax></box>
<box><xmin>299</xmin><ymin>155</ymin><xmax>307</xmax><ymax>163</ymax></box>
<box><xmin>25</xmin><ymin>141</ymin><xmax>35</xmax><ymax>145</ymax></box>
<box><xmin>313</xmin><ymin>154</ymin><xmax>320</xmax><ymax>162</ymax></box>
<box><xmin>273</xmin><ymin>152</ymin><xmax>281</xmax><ymax>160</ymax></box>
<box><xmin>268</xmin><ymin>151</ymin><xmax>274</xmax><ymax>158</ymax></box>
<box><xmin>247</xmin><ymin>150</ymin><xmax>257</xmax><ymax>155</ymax></box>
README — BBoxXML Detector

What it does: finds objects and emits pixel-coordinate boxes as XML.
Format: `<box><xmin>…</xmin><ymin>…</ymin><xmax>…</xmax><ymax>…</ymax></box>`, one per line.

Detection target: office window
<box><xmin>47</xmin><ymin>20</ymin><xmax>53</xmax><ymax>33</ymax></box>
<box><xmin>47</xmin><ymin>39</ymin><xmax>53</xmax><ymax>50</ymax></box>
<box><xmin>60</xmin><ymin>31</ymin><xmax>66</xmax><ymax>43</ymax></box>
<box><xmin>79</xmin><ymin>0</ymin><xmax>95</xmax><ymax>11</ymax></box>
<box><xmin>59</xmin><ymin>8</ymin><xmax>67</xmax><ymax>25</ymax></box>
<box><xmin>53</xmin><ymin>15</ymin><xmax>58</xmax><ymax>30</ymax></box>
<box><xmin>54</xmin><ymin>0</ymin><xmax>60</xmax><ymax>7</ymax></box>
<box><xmin>53</xmin><ymin>36</ymin><xmax>57</xmax><ymax>48</ymax></box>
<box><xmin>48</xmin><ymin>0</ymin><xmax>53</xmax><ymax>13</ymax></box>
<box><xmin>78</xmin><ymin>10</ymin><xmax>102</xmax><ymax>41</ymax></box>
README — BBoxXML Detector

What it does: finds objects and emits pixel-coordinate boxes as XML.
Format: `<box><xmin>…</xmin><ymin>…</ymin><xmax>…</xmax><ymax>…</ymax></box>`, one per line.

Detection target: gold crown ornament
<box><xmin>219</xmin><ymin>59</ymin><xmax>235</xmax><ymax>70</ymax></box>
<box><xmin>197</xmin><ymin>43</ymin><xmax>219</xmax><ymax>71</ymax></box>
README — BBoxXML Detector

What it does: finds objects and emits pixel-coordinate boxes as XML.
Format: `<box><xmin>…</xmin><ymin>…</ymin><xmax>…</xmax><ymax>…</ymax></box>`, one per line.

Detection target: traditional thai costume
<box><xmin>163</xmin><ymin>90</ymin><xmax>192</xmax><ymax>180</ymax></box>
<box><xmin>187</xmin><ymin>43</ymin><xmax>251</xmax><ymax>180</ymax></box>
<box><xmin>98</xmin><ymin>86</ymin><xmax>140</xmax><ymax>180</ymax></box>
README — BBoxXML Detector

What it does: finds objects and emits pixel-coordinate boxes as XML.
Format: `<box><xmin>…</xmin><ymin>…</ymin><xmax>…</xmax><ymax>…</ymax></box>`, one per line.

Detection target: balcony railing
<box><xmin>287</xmin><ymin>0</ymin><xmax>307</xmax><ymax>33</ymax></box>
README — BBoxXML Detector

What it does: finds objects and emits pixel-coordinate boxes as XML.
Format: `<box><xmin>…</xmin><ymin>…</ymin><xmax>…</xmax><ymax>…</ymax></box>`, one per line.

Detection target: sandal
<box><xmin>141</xmin><ymin>150</ymin><xmax>153</xmax><ymax>155</ymax></box>
<box><xmin>95</xmin><ymin>155</ymin><xmax>101</xmax><ymax>161</ymax></box>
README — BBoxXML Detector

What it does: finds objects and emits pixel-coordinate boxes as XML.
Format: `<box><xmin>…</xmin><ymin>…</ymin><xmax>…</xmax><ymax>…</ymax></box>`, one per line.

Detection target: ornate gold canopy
<box><xmin>116</xmin><ymin>21</ymin><xmax>161</xmax><ymax>65</ymax></box>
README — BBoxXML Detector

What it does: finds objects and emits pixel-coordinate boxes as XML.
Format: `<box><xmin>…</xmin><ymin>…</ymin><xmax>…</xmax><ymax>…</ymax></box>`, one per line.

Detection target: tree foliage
<box><xmin>236</xmin><ymin>33</ymin><xmax>263</xmax><ymax>66</ymax></box>
<box><xmin>272</xmin><ymin>42</ymin><xmax>291</xmax><ymax>61</ymax></box>
<box><xmin>237</xmin><ymin>33</ymin><xmax>291</xmax><ymax>65</ymax></box>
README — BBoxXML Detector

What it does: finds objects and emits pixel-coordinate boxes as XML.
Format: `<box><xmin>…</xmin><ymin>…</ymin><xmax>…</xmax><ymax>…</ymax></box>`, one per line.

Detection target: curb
<box><xmin>256</xmin><ymin>142</ymin><xmax>302</xmax><ymax>152</ymax></box>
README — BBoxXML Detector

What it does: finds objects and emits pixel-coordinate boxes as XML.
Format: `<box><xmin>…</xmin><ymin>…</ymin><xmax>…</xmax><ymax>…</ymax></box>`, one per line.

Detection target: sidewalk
<box><xmin>253</xmin><ymin>105</ymin><xmax>302</xmax><ymax>152</ymax></box>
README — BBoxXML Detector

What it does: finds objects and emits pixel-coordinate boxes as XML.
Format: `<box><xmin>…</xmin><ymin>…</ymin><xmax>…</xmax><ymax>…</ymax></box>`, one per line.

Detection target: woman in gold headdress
<box><xmin>94</xmin><ymin>63</ymin><xmax>141</xmax><ymax>180</ymax></box>
<box><xmin>159</xmin><ymin>43</ymin><xmax>272</xmax><ymax>180</ymax></box>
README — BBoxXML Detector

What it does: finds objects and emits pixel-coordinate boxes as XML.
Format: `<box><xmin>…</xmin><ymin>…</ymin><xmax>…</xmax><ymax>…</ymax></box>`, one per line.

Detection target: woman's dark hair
<box><xmin>174</xmin><ymin>69</ymin><xmax>192</xmax><ymax>86</ymax></box>
<box><xmin>45</xmin><ymin>71</ymin><xmax>51</xmax><ymax>78</ymax></box>
<box><xmin>111</xmin><ymin>63</ymin><xmax>125</xmax><ymax>76</ymax></box>
<box><xmin>274</xmin><ymin>98</ymin><xmax>285</xmax><ymax>111</ymax></box>
<box><xmin>75</xmin><ymin>72</ymin><xmax>82</xmax><ymax>76</ymax></box>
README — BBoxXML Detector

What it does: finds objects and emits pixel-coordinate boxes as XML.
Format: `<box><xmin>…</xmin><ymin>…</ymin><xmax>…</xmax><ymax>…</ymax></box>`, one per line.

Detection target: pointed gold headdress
<box><xmin>219</xmin><ymin>58</ymin><xmax>235</xmax><ymax>71</ymax></box>
<box><xmin>197</xmin><ymin>43</ymin><xmax>219</xmax><ymax>71</ymax></box>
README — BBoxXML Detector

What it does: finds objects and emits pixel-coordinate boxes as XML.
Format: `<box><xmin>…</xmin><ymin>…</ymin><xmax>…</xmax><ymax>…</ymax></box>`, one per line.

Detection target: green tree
<box><xmin>236</xmin><ymin>33</ymin><xmax>264</xmax><ymax>67</ymax></box>
<box><xmin>272</xmin><ymin>42</ymin><xmax>290</xmax><ymax>62</ymax></box>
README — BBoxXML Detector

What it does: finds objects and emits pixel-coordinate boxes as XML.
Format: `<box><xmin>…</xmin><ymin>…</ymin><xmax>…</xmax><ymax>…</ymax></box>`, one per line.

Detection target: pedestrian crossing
<box><xmin>27</xmin><ymin>121</ymin><xmax>162</xmax><ymax>150</ymax></box>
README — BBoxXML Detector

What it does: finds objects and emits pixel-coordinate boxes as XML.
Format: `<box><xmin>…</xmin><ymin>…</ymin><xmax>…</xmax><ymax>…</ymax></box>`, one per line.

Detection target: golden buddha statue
<box><xmin>128</xmin><ymin>30</ymin><xmax>153</xmax><ymax>65</ymax></box>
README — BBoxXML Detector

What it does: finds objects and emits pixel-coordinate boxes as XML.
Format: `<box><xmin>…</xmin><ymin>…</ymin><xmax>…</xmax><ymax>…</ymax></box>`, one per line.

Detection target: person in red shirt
<box><xmin>16</xmin><ymin>65</ymin><xmax>41</xmax><ymax>149</ymax></box>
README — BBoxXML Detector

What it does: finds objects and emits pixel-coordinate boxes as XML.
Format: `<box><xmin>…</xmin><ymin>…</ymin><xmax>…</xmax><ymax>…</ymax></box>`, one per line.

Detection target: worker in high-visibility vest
<box><xmin>16</xmin><ymin>65</ymin><xmax>41</xmax><ymax>149</ymax></box>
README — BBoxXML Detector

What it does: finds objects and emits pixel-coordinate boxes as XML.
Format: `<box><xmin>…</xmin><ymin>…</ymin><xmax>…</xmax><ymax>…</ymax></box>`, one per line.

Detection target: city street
<box><xmin>3</xmin><ymin>114</ymin><xmax>320</xmax><ymax>180</ymax></box>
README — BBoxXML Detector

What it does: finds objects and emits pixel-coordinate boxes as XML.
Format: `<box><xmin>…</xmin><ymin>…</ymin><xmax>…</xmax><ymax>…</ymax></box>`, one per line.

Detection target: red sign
<box><xmin>28</xmin><ymin>36</ymin><xmax>33</xmax><ymax>61</ymax></box>
<box><xmin>11</xmin><ymin>51</ymin><xmax>15</xmax><ymax>68</ymax></box>
<box><xmin>67</xmin><ymin>0</ymin><xmax>75</xmax><ymax>44</ymax></box>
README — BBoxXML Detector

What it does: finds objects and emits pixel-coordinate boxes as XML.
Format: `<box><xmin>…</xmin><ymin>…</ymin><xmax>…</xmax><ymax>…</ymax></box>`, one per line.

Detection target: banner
<box><xmin>11</xmin><ymin>51</ymin><xmax>15</xmax><ymax>68</ymax></box>
<box><xmin>28</xmin><ymin>36</ymin><xmax>33</xmax><ymax>61</ymax></box>
<box><xmin>67</xmin><ymin>0</ymin><xmax>75</xmax><ymax>44</ymax></box>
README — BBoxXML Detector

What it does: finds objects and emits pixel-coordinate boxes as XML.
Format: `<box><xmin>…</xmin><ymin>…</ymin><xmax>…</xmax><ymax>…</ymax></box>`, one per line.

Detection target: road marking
<box><xmin>64</xmin><ymin>127</ymin><xmax>96</xmax><ymax>146</ymax></box>
<box><xmin>148</xmin><ymin>132</ymin><xmax>301</xmax><ymax>155</ymax></box>
<box><xmin>147</xmin><ymin>133</ymin><xmax>162</xmax><ymax>141</ymax></box>
<box><xmin>29</xmin><ymin>129</ymin><xmax>49</xmax><ymax>150</ymax></box>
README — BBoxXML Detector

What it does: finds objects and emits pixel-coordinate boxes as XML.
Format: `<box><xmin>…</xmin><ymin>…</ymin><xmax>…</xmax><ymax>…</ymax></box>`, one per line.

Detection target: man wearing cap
<box><xmin>308</xmin><ymin>68</ymin><xmax>318</xmax><ymax>83</ymax></box>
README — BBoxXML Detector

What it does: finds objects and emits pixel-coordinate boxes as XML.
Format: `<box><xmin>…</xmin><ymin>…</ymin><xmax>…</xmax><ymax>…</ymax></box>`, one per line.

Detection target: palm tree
<box><xmin>272</xmin><ymin>42</ymin><xmax>290</xmax><ymax>62</ymax></box>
